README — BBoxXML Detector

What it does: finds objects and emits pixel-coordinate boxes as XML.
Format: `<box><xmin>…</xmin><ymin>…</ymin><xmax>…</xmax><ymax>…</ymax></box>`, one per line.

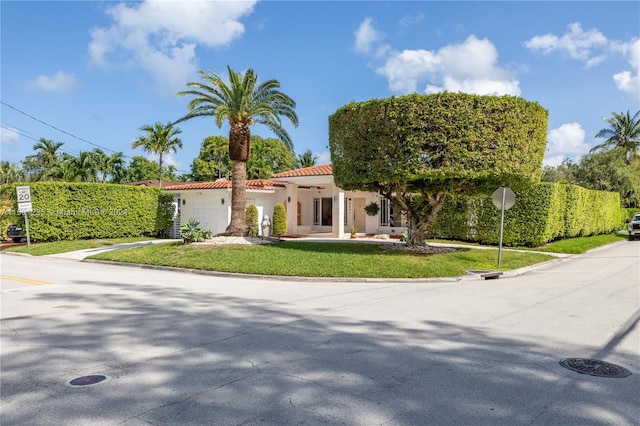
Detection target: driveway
<box><xmin>0</xmin><ymin>241</ymin><xmax>638</xmax><ymax>425</ymax></box>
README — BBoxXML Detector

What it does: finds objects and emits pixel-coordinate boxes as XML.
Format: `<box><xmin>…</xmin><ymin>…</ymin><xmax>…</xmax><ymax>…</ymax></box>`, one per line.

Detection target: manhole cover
<box><xmin>66</xmin><ymin>374</ymin><xmax>111</xmax><ymax>388</ymax></box>
<box><xmin>559</xmin><ymin>358</ymin><xmax>631</xmax><ymax>378</ymax></box>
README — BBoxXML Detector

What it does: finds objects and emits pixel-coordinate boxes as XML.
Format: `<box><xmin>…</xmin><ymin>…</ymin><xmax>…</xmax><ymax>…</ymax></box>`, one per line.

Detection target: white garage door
<box><xmin>193</xmin><ymin>204</ymin><xmax>219</xmax><ymax>233</ymax></box>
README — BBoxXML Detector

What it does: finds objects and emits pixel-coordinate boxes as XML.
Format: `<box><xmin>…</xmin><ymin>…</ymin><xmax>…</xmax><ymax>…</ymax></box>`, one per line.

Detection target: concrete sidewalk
<box><xmin>43</xmin><ymin>239</ymin><xmax>177</xmax><ymax>260</ymax></box>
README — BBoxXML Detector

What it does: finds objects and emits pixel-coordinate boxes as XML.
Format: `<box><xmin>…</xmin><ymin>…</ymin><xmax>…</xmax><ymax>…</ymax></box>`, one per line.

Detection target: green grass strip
<box><xmin>4</xmin><ymin>237</ymin><xmax>157</xmax><ymax>256</ymax></box>
<box><xmin>89</xmin><ymin>241</ymin><xmax>554</xmax><ymax>279</ymax></box>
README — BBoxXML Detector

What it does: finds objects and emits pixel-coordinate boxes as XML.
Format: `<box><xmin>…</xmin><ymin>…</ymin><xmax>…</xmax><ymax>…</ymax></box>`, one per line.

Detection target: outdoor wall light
<box><xmin>182</xmin><ymin>199</ymin><xmax>186</xmax><ymax>206</ymax></box>
<box><xmin>287</xmin><ymin>196</ymin><xmax>291</xmax><ymax>203</ymax></box>
<box><xmin>221</xmin><ymin>198</ymin><xmax>225</xmax><ymax>205</ymax></box>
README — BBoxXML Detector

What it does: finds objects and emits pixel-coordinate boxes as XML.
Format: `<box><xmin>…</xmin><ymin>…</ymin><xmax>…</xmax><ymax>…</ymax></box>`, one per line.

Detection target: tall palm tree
<box><xmin>132</xmin><ymin>122</ymin><xmax>183</xmax><ymax>186</ymax></box>
<box><xmin>176</xmin><ymin>65</ymin><xmax>298</xmax><ymax>236</ymax></box>
<box><xmin>296</xmin><ymin>149</ymin><xmax>318</xmax><ymax>169</ymax></box>
<box><xmin>591</xmin><ymin>110</ymin><xmax>640</xmax><ymax>164</ymax></box>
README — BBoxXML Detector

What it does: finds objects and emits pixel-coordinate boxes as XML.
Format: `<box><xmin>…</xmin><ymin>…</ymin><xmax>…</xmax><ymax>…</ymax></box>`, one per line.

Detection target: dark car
<box><xmin>628</xmin><ymin>214</ymin><xmax>640</xmax><ymax>241</ymax></box>
<box><xmin>6</xmin><ymin>224</ymin><xmax>25</xmax><ymax>243</ymax></box>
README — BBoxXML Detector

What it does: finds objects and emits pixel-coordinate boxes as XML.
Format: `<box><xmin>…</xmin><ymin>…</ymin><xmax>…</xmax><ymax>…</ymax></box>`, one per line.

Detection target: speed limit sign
<box><xmin>16</xmin><ymin>186</ymin><xmax>31</xmax><ymax>203</ymax></box>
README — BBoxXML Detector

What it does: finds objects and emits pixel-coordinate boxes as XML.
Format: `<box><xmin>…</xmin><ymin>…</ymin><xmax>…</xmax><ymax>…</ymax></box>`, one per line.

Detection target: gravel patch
<box><xmin>194</xmin><ymin>236</ymin><xmax>273</xmax><ymax>246</ymax></box>
<box><xmin>381</xmin><ymin>242</ymin><xmax>459</xmax><ymax>255</ymax></box>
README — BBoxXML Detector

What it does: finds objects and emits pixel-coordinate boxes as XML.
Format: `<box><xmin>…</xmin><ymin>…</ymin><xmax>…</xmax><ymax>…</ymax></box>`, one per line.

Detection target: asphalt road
<box><xmin>1</xmin><ymin>241</ymin><xmax>638</xmax><ymax>425</ymax></box>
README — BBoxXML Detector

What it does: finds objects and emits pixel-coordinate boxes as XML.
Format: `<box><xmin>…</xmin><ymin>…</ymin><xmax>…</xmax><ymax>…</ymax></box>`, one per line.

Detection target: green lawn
<box><xmin>3</xmin><ymin>237</ymin><xmax>157</xmax><ymax>256</ymax></box>
<box><xmin>89</xmin><ymin>241</ymin><xmax>555</xmax><ymax>279</ymax></box>
<box><xmin>535</xmin><ymin>233</ymin><xmax>627</xmax><ymax>254</ymax></box>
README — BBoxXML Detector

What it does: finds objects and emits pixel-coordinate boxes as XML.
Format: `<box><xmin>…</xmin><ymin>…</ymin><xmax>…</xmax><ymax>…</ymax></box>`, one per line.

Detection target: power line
<box><xmin>1</xmin><ymin>101</ymin><xmax>120</xmax><ymax>154</ymax></box>
<box><xmin>1</xmin><ymin>102</ymin><xmax>191</xmax><ymax>175</ymax></box>
<box><xmin>1</xmin><ymin>124</ymin><xmax>81</xmax><ymax>157</ymax></box>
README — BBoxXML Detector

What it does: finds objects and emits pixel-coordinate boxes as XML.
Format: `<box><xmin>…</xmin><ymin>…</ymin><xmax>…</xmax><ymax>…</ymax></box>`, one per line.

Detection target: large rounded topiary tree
<box><xmin>329</xmin><ymin>93</ymin><xmax>548</xmax><ymax>246</ymax></box>
<box><xmin>272</xmin><ymin>203</ymin><xmax>287</xmax><ymax>237</ymax></box>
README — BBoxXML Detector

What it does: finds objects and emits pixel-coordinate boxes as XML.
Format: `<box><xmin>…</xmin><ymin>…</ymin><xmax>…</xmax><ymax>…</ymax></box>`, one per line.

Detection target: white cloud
<box><xmin>28</xmin><ymin>71</ymin><xmax>78</xmax><ymax>93</ymax></box>
<box><xmin>612</xmin><ymin>38</ymin><xmax>640</xmax><ymax>99</ymax></box>
<box><xmin>0</xmin><ymin>126</ymin><xmax>20</xmax><ymax>144</ymax></box>
<box><xmin>353</xmin><ymin>18</ymin><xmax>390</xmax><ymax>58</ymax></box>
<box><xmin>374</xmin><ymin>35</ymin><xmax>520</xmax><ymax>96</ymax></box>
<box><xmin>543</xmin><ymin>122</ymin><xmax>590</xmax><ymax>166</ymax></box>
<box><xmin>524</xmin><ymin>22</ymin><xmax>607</xmax><ymax>65</ymax></box>
<box><xmin>317</xmin><ymin>150</ymin><xmax>331</xmax><ymax>165</ymax></box>
<box><xmin>89</xmin><ymin>0</ymin><xmax>256</xmax><ymax>94</ymax></box>
<box><xmin>525</xmin><ymin>24</ymin><xmax>639</xmax><ymax>99</ymax></box>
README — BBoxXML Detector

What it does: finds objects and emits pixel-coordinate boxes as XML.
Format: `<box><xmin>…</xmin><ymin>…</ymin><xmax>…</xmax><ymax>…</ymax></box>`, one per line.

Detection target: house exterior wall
<box><xmin>166</xmin><ymin>188</ymin><xmax>286</xmax><ymax>236</ymax></box>
<box><xmin>165</xmin><ymin>178</ymin><xmax>406</xmax><ymax>238</ymax></box>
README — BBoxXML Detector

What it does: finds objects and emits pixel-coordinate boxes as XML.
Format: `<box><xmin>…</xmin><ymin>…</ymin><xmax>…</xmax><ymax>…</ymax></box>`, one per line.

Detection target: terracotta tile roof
<box><xmin>271</xmin><ymin>164</ymin><xmax>333</xmax><ymax>178</ymax></box>
<box><xmin>164</xmin><ymin>179</ymin><xmax>286</xmax><ymax>191</ymax></box>
<box><xmin>125</xmin><ymin>180</ymin><xmax>192</xmax><ymax>188</ymax></box>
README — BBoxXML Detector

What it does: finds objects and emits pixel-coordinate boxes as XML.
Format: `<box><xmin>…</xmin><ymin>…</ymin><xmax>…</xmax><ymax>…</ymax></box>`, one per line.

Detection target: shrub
<box><xmin>245</xmin><ymin>204</ymin><xmax>259</xmax><ymax>237</ymax></box>
<box><xmin>7</xmin><ymin>182</ymin><xmax>173</xmax><ymax>241</ymax></box>
<box><xmin>364</xmin><ymin>201</ymin><xmax>380</xmax><ymax>216</ymax></box>
<box><xmin>431</xmin><ymin>182</ymin><xmax>624</xmax><ymax>247</ymax></box>
<box><xmin>180</xmin><ymin>218</ymin><xmax>211</xmax><ymax>243</ymax></box>
<box><xmin>272</xmin><ymin>203</ymin><xmax>287</xmax><ymax>237</ymax></box>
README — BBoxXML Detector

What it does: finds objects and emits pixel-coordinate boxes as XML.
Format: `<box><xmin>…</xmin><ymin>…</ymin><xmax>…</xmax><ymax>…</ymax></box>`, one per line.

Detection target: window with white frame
<box><xmin>379</xmin><ymin>197</ymin><xmax>390</xmax><ymax>227</ymax></box>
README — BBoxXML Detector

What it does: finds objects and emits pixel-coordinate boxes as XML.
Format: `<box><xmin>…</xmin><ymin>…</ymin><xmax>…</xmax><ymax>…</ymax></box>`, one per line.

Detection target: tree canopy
<box><xmin>329</xmin><ymin>92</ymin><xmax>548</xmax><ymax>245</ymax></box>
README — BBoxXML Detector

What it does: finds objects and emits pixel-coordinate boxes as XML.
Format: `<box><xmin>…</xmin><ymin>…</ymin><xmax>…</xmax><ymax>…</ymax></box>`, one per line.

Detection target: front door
<box><xmin>353</xmin><ymin>198</ymin><xmax>366</xmax><ymax>233</ymax></box>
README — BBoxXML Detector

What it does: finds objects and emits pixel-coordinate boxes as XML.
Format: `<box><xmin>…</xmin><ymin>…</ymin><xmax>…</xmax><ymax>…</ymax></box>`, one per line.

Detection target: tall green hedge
<box><xmin>431</xmin><ymin>183</ymin><xmax>625</xmax><ymax>247</ymax></box>
<box><xmin>330</xmin><ymin>93</ymin><xmax>548</xmax><ymax>193</ymax></box>
<box><xmin>8</xmin><ymin>182</ymin><xmax>174</xmax><ymax>241</ymax></box>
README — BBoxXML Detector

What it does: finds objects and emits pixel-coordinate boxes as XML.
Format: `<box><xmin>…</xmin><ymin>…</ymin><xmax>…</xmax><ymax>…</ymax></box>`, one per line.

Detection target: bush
<box><xmin>364</xmin><ymin>201</ymin><xmax>380</xmax><ymax>216</ymax></box>
<box><xmin>180</xmin><ymin>218</ymin><xmax>212</xmax><ymax>243</ymax></box>
<box><xmin>7</xmin><ymin>182</ymin><xmax>174</xmax><ymax>241</ymax></box>
<box><xmin>431</xmin><ymin>182</ymin><xmax>624</xmax><ymax>247</ymax></box>
<box><xmin>245</xmin><ymin>204</ymin><xmax>259</xmax><ymax>237</ymax></box>
<box><xmin>272</xmin><ymin>203</ymin><xmax>287</xmax><ymax>237</ymax></box>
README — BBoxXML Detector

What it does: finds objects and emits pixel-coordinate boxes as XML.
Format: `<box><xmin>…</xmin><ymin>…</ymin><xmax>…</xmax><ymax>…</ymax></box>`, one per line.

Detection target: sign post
<box><xmin>16</xmin><ymin>186</ymin><xmax>32</xmax><ymax>247</ymax></box>
<box><xmin>492</xmin><ymin>186</ymin><xmax>515</xmax><ymax>267</ymax></box>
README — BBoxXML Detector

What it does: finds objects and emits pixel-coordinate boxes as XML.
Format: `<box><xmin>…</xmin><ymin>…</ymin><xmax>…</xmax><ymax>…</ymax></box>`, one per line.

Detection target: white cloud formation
<box><xmin>525</xmin><ymin>24</ymin><xmax>639</xmax><ymax>99</ymax></box>
<box><xmin>353</xmin><ymin>17</ymin><xmax>390</xmax><ymax>58</ymax></box>
<box><xmin>89</xmin><ymin>0</ymin><xmax>256</xmax><ymax>94</ymax></box>
<box><xmin>27</xmin><ymin>71</ymin><xmax>78</xmax><ymax>93</ymax></box>
<box><xmin>0</xmin><ymin>126</ymin><xmax>20</xmax><ymax>144</ymax></box>
<box><xmin>543</xmin><ymin>122</ymin><xmax>590</xmax><ymax>166</ymax></box>
<box><xmin>524</xmin><ymin>22</ymin><xmax>607</xmax><ymax>65</ymax></box>
<box><xmin>374</xmin><ymin>34</ymin><xmax>520</xmax><ymax>96</ymax></box>
<box><xmin>612</xmin><ymin>38</ymin><xmax>640</xmax><ymax>99</ymax></box>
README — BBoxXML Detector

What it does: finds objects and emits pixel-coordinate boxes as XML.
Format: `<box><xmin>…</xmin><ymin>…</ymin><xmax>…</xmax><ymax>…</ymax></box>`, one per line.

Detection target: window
<box><xmin>313</xmin><ymin>197</ymin><xmax>333</xmax><ymax>226</ymax></box>
<box><xmin>379</xmin><ymin>197</ymin><xmax>399</xmax><ymax>227</ymax></box>
<box><xmin>379</xmin><ymin>198</ymin><xmax>389</xmax><ymax>227</ymax></box>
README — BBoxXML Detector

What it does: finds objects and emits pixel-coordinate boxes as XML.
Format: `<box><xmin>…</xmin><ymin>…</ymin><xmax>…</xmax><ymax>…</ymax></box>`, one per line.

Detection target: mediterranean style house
<box><xmin>163</xmin><ymin>164</ymin><xmax>405</xmax><ymax>238</ymax></box>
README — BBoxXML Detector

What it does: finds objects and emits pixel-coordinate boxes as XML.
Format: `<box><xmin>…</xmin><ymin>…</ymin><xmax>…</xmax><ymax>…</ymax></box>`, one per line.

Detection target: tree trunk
<box><xmin>399</xmin><ymin>191</ymin><xmax>446</xmax><ymax>247</ymax></box>
<box><xmin>158</xmin><ymin>153</ymin><xmax>163</xmax><ymax>187</ymax></box>
<box><xmin>225</xmin><ymin>159</ymin><xmax>247</xmax><ymax>236</ymax></box>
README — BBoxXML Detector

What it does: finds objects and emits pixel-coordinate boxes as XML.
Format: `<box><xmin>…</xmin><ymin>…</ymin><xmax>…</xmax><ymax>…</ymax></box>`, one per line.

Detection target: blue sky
<box><xmin>1</xmin><ymin>1</ymin><xmax>639</xmax><ymax>176</ymax></box>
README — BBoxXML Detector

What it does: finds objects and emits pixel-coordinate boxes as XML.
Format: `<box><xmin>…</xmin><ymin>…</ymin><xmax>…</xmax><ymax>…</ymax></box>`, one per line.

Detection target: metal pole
<box><xmin>498</xmin><ymin>187</ymin><xmax>506</xmax><ymax>267</ymax></box>
<box><xmin>24</xmin><ymin>212</ymin><xmax>31</xmax><ymax>247</ymax></box>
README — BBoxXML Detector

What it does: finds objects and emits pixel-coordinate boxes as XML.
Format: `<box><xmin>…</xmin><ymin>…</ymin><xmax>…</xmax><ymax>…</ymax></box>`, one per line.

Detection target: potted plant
<box><xmin>364</xmin><ymin>201</ymin><xmax>380</xmax><ymax>217</ymax></box>
<box><xmin>350</xmin><ymin>225</ymin><xmax>358</xmax><ymax>238</ymax></box>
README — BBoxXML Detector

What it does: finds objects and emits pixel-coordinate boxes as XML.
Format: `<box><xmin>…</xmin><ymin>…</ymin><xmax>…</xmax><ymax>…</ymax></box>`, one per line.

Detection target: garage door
<box><xmin>193</xmin><ymin>204</ymin><xmax>219</xmax><ymax>233</ymax></box>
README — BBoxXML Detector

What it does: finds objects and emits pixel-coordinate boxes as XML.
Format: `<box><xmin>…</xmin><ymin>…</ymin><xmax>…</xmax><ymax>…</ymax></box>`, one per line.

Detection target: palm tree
<box><xmin>296</xmin><ymin>149</ymin><xmax>318</xmax><ymax>169</ymax></box>
<box><xmin>32</xmin><ymin>138</ymin><xmax>64</xmax><ymax>181</ymax></box>
<box><xmin>176</xmin><ymin>65</ymin><xmax>298</xmax><ymax>236</ymax></box>
<box><xmin>132</xmin><ymin>122</ymin><xmax>183</xmax><ymax>186</ymax></box>
<box><xmin>91</xmin><ymin>148</ymin><xmax>125</xmax><ymax>183</ymax></box>
<box><xmin>591</xmin><ymin>110</ymin><xmax>640</xmax><ymax>164</ymax></box>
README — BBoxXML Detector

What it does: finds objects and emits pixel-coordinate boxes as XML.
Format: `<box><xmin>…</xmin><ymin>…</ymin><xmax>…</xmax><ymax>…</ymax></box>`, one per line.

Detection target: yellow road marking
<box><xmin>0</xmin><ymin>275</ymin><xmax>53</xmax><ymax>286</ymax></box>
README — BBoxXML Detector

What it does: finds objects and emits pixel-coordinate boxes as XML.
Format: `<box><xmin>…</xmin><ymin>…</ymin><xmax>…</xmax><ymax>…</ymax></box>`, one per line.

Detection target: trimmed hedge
<box><xmin>272</xmin><ymin>203</ymin><xmax>287</xmax><ymax>237</ymax></box>
<box><xmin>330</xmin><ymin>93</ymin><xmax>548</xmax><ymax>193</ymax></box>
<box><xmin>431</xmin><ymin>183</ymin><xmax>625</xmax><ymax>247</ymax></box>
<box><xmin>8</xmin><ymin>182</ymin><xmax>174</xmax><ymax>241</ymax></box>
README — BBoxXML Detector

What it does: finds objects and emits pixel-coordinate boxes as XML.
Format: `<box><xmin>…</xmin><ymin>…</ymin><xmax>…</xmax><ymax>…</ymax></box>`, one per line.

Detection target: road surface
<box><xmin>1</xmin><ymin>241</ymin><xmax>638</xmax><ymax>425</ymax></box>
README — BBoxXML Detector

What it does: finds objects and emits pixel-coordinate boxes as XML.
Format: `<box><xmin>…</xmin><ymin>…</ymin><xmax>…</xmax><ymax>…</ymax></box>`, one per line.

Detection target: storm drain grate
<box><xmin>66</xmin><ymin>374</ymin><xmax>111</xmax><ymax>388</ymax></box>
<box><xmin>559</xmin><ymin>358</ymin><xmax>631</xmax><ymax>378</ymax></box>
